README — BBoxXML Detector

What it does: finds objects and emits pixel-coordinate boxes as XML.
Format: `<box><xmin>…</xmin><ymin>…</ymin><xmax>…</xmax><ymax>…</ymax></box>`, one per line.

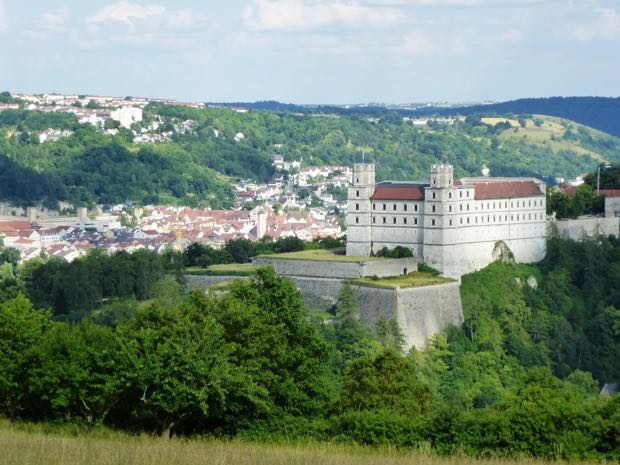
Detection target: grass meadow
<box><xmin>0</xmin><ymin>423</ymin><xmax>607</xmax><ymax>465</ymax></box>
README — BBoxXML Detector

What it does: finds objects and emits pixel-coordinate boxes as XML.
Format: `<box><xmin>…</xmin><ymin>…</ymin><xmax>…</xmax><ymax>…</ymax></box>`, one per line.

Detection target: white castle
<box><xmin>346</xmin><ymin>163</ymin><xmax>547</xmax><ymax>277</ymax></box>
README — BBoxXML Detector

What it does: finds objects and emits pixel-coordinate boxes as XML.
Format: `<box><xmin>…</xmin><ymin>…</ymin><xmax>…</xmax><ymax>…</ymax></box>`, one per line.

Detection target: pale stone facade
<box><xmin>346</xmin><ymin>163</ymin><xmax>547</xmax><ymax>278</ymax></box>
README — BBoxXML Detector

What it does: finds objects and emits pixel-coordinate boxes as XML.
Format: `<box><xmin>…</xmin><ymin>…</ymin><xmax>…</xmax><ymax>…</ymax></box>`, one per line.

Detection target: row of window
<box><xmin>362</xmin><ymin>199</ymin><xmax>545</xmax><ymax>212</ymax></box>
<box><xmin>354</xmin><ymin>212</ymin><xmax>545</xmax><ymax>225</ymax></box>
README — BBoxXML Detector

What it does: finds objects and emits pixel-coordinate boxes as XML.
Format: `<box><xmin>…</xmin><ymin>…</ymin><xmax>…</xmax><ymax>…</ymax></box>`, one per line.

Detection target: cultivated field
<box><xmin>0</xmin><ymin>426</ymin><xmax>603</xmax><ymax>465</ymax></box>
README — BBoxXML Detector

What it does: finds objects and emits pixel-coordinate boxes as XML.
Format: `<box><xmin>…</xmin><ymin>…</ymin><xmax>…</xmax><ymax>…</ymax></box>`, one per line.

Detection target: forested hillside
<box><xmin>0</xmin><ymin>237</ymin><xmax>619</xmax><ymax>458</ymax></box>
<box><xmin>413</xmin><ymin>97</ymin><xmax>620</xmax><ymax>138</ymax></box>
<box><xmin>1</xmin><ymin>105</ymin><xmax>620</xmax><ymax>207</ymax></box>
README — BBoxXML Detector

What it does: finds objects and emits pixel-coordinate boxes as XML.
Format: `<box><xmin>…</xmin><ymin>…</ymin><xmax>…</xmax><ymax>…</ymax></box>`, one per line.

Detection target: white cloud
<box><xmin>87</xmin><ymin>1</ymin><xmax>166</xmax><ymax>27</ymax></box>
<box><xmin>395</xmin><ymin>31</ymin><xmax>435</xmax><ymax>55</ymax></box>
<box><xmin>243</xmin><ymin>0</ymin><xmax>402</xmax><ymax>31</ymax></box>
<box><xmin>0</xmin><ymin>0</ymin><xmax>7</xmax><ymax>32</ymax></box>
<box><xmin>573</xmin><ymin>8</ymin><xmax>620</xmax><ymax>42</ymax></box>
<box><xmin>500</xmin><ymin>29</ymin><xmax>523</xmax><ymax>44</ymax></box>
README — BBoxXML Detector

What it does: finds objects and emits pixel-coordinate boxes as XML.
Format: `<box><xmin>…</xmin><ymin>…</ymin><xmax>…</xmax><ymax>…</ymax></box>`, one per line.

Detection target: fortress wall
<box><xmin>253</xmin><ymin>257</ymin><xmax>418</xmax><ymax>279</ymax></box>
<box><xmin>186</xmin><ymin>270</ymin><xmax>464</xmax><ymax>351</ymax></box>
<box><xmin>290</xmin><ymin>276</ymin><xmax>463</xmax><ymax>349</ymax></box>
<box><xmin>551</xmin><ymin>216</ymin><xmax>619</xmax><ymax>240</ymax></box>
<box><xmin>396</xmin><ymin>282</ymin><xmax>463</xmax><ymax>348</ymax></box>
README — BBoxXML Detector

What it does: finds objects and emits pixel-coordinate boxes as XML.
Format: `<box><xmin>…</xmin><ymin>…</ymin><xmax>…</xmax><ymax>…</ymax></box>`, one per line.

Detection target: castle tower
<box><xmin>346</xmin><ymin>163</ymin><xmax>375</xmax><ymax>256</ymax></box>
<box><xmin>423</xmin><ymin>164</ymin><xmax>456</xmax><ymax>270</ymax></box>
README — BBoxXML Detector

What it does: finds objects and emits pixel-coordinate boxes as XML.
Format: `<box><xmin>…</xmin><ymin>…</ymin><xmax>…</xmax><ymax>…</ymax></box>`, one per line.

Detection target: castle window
<box><xmin>432</xmin><ymin>205</ymin><xmax>436</xmax><ymax>213</ymax></box>
<box><xmin>475</xmin><ymin>217</ymin><xmax>478</xmax><ymax>223</ymax></box>
<box><xmin>529</xmin><ymin>200</ymin><xmax>531</xmax><ymax>207</ymax></box>
<box><xmin>404</xmin><ymin>204</ymin><xmax>408</xmax><ymax>211</ymax></box>
<box><xmin>460</xmin><ymin>218</ymin><xmax>463</xmax><ymax>224</ymax></box>
<box><xmin>355</xmin><ymin>203</ymin><xmax>359</xmax><ymax>211</ymax></box>
<box><xmin>373</xmin><ymin>217</ymin><xmax>376</xmax><ymax>224</ymax></box>
<box><xmin>511</xmin><ymin>215</ymin><xmax>513</xmax><ymax>221</ymax></box>
<box><xmin>529</xmin><ymin>213</ymin><xmax>531</xmax><ymax>220</ymax></box>
<box><xmin>404</xmin><ymin>218</ymin><xmax>407</xmax><ymax>224</ymax></box>
<box><xmin>487</xmin><ymin>203</ymin><xmax>490</xmax><ymax>209</ymax></box>
<box><xmin>356</xmin><ymin>178</ymin><xmax>359</xmax><ymax>183</ymax></box>
<box><xmin>393</xmin><ymin>204</ymin><xmax>397</xmax><ymax>210</ymax></box>
<box><xmin>432</xmin><ymin>219</ymin><xmax>436</xmax><ymax>226</ymax></box>
<box><xmin>517</xmin><ymin>214</ymin><xmax>520</xmax><ymax>221</ymax></box>
<box><xmin>449</xmin><ymin>219</ymin><xmax>453</xmax><ymax>226</ymax></box>
<box><xmin>432</xmin><ymin>192</ymin><xmax>436</xmax><ymax>199</ymax></box>
<box><xmin>373</xmin><ymin>203</ymin><xmax>376</xmax><ymax>210</ymax></box>
<box><xmin>356</xmin><ymin>190</ymin><xmax>360</xmax><ymax>197</ymax></box>
<box><xmin>460</xmin><ymin>191</ymin><xmax>463</xmax><ymax>198</ymax></box>
<box><xmin>383</xmin><ymin>217</ymin><xmax>386</xmax><ymax>224</ymax></box>
<box><xmin>505</xmin><ymin>202</ymin><xmax>508</xmax><ymax>208</ymax></box>
<box><xmin>449</xmin><ymin>206</ymin><xmax>452</xmax><ymax>212</ymax></box>
<box><xmin>393</xmin><ymin>217</ymin><xmax>397</xmax><ymax>224</ymax></box>
<box><xmin>355</xmin><ymin>217</ymin><xmax>359</xmax><ymax>224</ymax></box>
<box><xmin>449</xmin><ymin>193</ymin><xmax>452</xmax><ymax>199</ymax></box>
<box><xmin>487</xmin><ymin>215</ymin><xmax>490</xmax><ymax>222</ymax></box>
<box><xmin>460</xmin><ymin>204</ymin><xmax>463</xmax><ymax>211</ymax></box>
<box><xmin>467</xmin><ymin>218</ymin><xmax>470</xmax><ymax>224</ymax></box>
<box><xmin>415</xmin><ymin>205</ymin><xmax>418</xmax><ymax>212</ymax></box>
<box><xmin>511</xmin><ymin>202</ymin><xmax>513</xmax><ymax>208</ymax></box>
<box><xmin>481</xmin><ymin>203</ymin><xmax>484</xmax><ymax>210</ymax></box>
<box><xmin>467</xmin><ymin>191</ymin><xmax>470</xmax><ymax>197</ymax></box>
<box><xmin>467</xmin><ymin>204</ymin><xmax>470</xmax><ymax>211</ymax></box>
<box><xmin>383</xmin><ymin>204</ymin><xmax>386</xmax><ymax>211</ymax></box>
<box><xmin>505</xmin><ymin>215</ymin><xmax>508</xmax><ymax>221</ymax></box>
<box><xmin>493</xmin><ymin>202</ymin><xmax>496</xmax><ymax>209</ymax></box>
<box><xmin>433</xmin><ymin>179</ymin><xmax>436</xmax><ymax>185</ymax></box>
<box><xmin>493</xmin><ymin>215</ymin><xmax>496</xmax><ymax>222</ymax></box>
<box><xmin>414</xmin><ymin>218</ymin><xmax>418</xmax><ymax>225</ymax></box>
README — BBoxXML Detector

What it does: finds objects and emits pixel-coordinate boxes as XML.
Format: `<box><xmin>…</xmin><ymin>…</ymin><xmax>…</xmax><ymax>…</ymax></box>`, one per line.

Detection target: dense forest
<box><xmin>0</xmin><ymin>237</ymin><xmax>619</xmax><ymax>459</ymax></box>
<box><xmin>2</xmin><ymin>104</ymin><xmax>620</xmax><ymax>207</ymax></box>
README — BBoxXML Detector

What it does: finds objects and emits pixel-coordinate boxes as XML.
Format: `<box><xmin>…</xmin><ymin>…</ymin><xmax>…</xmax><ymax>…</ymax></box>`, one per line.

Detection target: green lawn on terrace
<box><xmin>185</xmin><ymin>263</ymin><xmax>259</xmax><ymax>276</ymax></box>
<box><xmin>257</xmin><ymin>249</ymin><xmax>384</xmax><ymax>262</ymax></box>
<box><xmin>347</xmin><ymin>272</ymin><xmax>453</xmax><ymax>289</ymax></box>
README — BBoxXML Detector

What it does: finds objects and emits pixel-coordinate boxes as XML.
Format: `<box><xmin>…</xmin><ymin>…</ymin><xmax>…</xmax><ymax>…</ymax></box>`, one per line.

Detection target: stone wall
<box><xmin>253</xmin><ymin>256</ymin><xmax>419</xmax><ymax>279</ymax></box>
<box><xmin>187</xmin><ymin>272</ymin><xmax>464</xmax><ymax>350</ymax></box>
<box><xmin>549</xmin><ymin>216</ymin><xmax>619</xmax><ymax>240</ymax></box>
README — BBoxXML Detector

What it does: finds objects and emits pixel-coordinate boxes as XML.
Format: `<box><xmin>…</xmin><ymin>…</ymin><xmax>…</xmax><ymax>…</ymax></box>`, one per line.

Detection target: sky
<box><xmin>0</xmin><ymin>0</ymin><xmax>619</xmax><ymax>103</ymax></box>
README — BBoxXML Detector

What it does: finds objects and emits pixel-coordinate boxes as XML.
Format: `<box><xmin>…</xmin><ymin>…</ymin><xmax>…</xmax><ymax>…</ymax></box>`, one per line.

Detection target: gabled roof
<box><xmin>456</xmin><ymin>178</ymin><xmax>544</xmax><ymax>200</ymax></box>
<box><xmin>371</xmin><ymin>182</ymin><xmax>427</xmax><ymax>201</ymax></box>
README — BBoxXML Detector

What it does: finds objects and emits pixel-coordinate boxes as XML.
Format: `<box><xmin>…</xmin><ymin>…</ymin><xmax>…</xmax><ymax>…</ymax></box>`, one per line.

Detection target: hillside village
<box><xmin>0</xmin><ymin>160</ymin><xmax>349</xmax><ymax>263</ymax></box>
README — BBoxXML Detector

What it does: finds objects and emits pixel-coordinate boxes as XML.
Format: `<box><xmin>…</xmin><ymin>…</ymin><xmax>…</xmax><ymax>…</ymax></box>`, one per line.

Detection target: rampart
<box><xmin>186</xmin><ymin>270</ymin><xmax>463</xmax><ymax>350</ymax></box>
<box><xmin>548</xmin><ymin>216</ymin><xmax>619</xmax><ymax>240</ymax></box>
<box><xmin>253</xmin><ymin>256</ymin><xmax>418</xmax><ymax>279</ymax></box>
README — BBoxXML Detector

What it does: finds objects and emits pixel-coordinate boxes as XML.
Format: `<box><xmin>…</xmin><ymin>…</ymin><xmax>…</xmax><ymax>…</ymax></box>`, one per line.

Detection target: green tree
<box><xmin>0</xmin><ymin>295</ymin><xmax>52</xmax><ymax>420</ymax></box>
<box><xmin>118</xmin><ymin>302</ymin><xmax>234</xmax><ymax>438</ymax></box>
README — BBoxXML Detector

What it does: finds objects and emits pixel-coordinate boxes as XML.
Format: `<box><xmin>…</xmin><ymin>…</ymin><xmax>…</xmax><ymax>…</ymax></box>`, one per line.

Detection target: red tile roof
<box><xmin>371</xmin><ymin>183</ymin><xmax>426</xmax><ymax>200</ymax></box>
<box><xmin>599</xmin><ymin>189</ymin><xmax>620</xmax><ymax>198</ymax></box>
<box><xmin>456</xmin><ymin>179</ymin><xmax>544</xmax><ymax>200</ymax></box>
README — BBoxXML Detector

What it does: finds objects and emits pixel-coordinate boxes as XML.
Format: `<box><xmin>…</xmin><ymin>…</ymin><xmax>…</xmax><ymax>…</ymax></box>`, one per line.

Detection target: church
<box><xmin>346</xmin><ymin>163</ymin><xmax>547</xmax><ymax>278</ymax></box>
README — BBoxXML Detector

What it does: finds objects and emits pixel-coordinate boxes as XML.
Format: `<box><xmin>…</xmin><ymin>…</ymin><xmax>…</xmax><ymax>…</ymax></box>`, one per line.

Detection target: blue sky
<box><xmin>0</xmin><ymin>0</ymin><xmax>619</xmax><ymax>103</ymax></box>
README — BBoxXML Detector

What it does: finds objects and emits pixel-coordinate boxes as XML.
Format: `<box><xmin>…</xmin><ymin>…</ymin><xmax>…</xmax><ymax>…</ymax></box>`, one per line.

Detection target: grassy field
<box><xmin>185</xmin><ymin>263</ymin><xmax>259</xmax><ymax>276</ymax></box>
<box><xmin>492</xmin><ymin>115</ymin><xmax>602</xmax><ymax>159</ymax></box>
<box><xmin>0</xmin><ymin>426</ymin><xmax>601</xmax><ymax>465</ymax></box>
<box><xmin>348</xmin><ymin>272</ymin><xmax>453</xmax><ymax>289</ymax></box>
<box><xmin>258</xmin><ymin>249</ymin><xmax>383</xmax><ymax>262</ymax></box>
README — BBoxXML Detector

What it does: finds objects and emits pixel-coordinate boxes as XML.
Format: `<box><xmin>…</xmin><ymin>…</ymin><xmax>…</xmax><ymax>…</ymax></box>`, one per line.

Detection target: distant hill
<box><xmin>410</xmin><ymin>97</ymin><xmax>620</xmax><ymax>138</ymax></box>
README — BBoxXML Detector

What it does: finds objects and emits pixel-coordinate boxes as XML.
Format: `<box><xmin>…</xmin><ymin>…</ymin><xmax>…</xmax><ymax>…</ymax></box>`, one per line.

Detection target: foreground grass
<box><xmin>0</xmin><ymin>426</ymin><xmax>601</xmax><ymax>465</ymax></box>
<box><xmin>348</xmin><ymin>272</ymin><xmax>453</xmax><ymax>289</ymax></box>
